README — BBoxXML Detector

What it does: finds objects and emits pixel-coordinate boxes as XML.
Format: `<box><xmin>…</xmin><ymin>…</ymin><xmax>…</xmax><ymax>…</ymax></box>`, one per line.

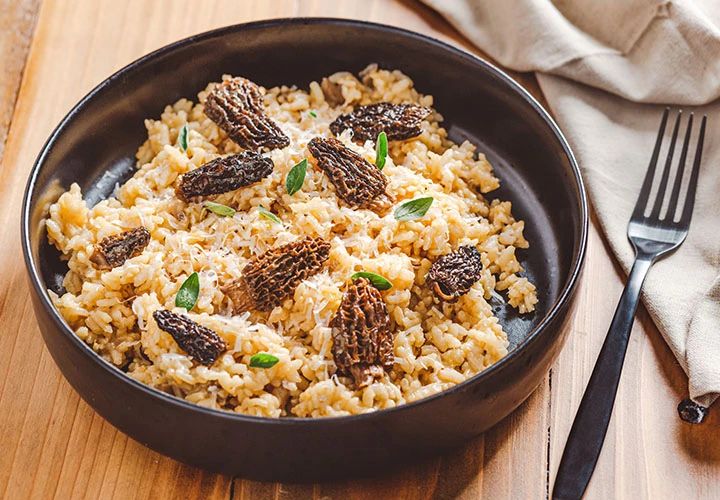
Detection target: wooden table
<box><xmin>1</xmin><ymin>1</ymin><xmax>718</xmax><ymax>498</ymax></box>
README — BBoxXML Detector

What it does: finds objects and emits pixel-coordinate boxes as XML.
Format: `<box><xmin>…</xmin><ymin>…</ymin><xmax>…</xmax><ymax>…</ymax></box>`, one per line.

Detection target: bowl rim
<box><xmin>21</xmin><ymin>17</ymin><xmax>588</xmax><ymax>426</ymax></box>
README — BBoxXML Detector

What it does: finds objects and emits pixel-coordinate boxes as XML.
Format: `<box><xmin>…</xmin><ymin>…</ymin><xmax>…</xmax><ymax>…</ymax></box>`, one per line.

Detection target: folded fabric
<box><xmin>421</xmin><ymin>0</ymin><xmax>720</xmax><ymax>411</ymax></box>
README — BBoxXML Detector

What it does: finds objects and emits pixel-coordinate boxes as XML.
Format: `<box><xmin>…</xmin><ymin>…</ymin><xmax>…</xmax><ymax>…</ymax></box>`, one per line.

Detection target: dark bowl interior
<box><xmin>22</xmin><ymin>18</ymin><xmax>587</xmax><ymax>480</ymax></box>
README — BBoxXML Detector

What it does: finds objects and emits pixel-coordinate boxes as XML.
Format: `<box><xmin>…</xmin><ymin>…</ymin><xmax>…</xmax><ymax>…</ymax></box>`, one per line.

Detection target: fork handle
<box><xmin>552</xmin><ymin>255</ymin><xmax>653</xmax><ymax>500</ymax></box>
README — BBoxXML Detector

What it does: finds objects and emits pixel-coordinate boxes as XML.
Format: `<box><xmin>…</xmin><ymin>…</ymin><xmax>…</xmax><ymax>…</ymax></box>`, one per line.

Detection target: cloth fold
<box><xmin>421</xmin><ymin>0</ymin><xmax>720</xmax><ymax>411</ymax></box>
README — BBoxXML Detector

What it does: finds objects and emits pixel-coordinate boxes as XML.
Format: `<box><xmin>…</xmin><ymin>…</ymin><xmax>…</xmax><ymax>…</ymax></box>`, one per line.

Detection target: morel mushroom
<box><xmin>426</xmin><ymin>246</ymin><xmax>484</xmax><ymax>302</ymax></box>
<box><xmin>152</xmin><ymin>310</ymin><xmax>226</xmax><ymax>366</ymax></box>
<box><xmin>176</xmin><ymin>151</ymin><xmax>273</xmax><ymax>202</ymax></box>
<box><xmin>320</xmin><ymin>77</ymin><xmax>345</xmax><ymax>107</ymax></box>
<box><xmin>329</xmin><ymin>102</ymin><xmax>430</xmax><ymax>143</ymax></box>
<box><xmin>223</xmin><ymin>236</ymin><xmax>331</xmax><ymax>313</ymax></box>
<box><xmin>307</xmin><ymin>137</ymin><xmax>393</xmax><ymax>212</ymax></box>
<box><xmin>90</xmin><ymin>227</ymin><xmax>150</xmax><ymax>270</ymax></box>
<box><xmin>331</xmin><ymin>278</ymin><xmax>394</xmax><ymax>388</ymax></box>
<box><xmin>204</xmin><ymin>77</ymin><xmax>290</xmax><ymax>151</ymax></box>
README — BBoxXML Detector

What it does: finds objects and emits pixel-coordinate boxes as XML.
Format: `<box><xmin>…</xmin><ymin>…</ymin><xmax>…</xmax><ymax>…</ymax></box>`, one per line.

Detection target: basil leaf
<box><xmin>375</xmin><ymin>131</ymin><xmax>388</xmax><ymax>170</ymax></box>
<box><xmin>394</xmin><ymin>196</ymin><xmax>434</xmax><ymax>221</ymax></box>
<box><xmin>175</xmin><ymin>272</ymin><xmax>199</xmax><ymax>310</ymax></box>
<box><xmin>258</xmin><ymin>205</ymin><xmax>281</xmax><ymax>224</ymax></box>
<box><xmin>249</xmin><ymin>352</ymin><xmax>279</xmax><ymax>368</ymax></box>
<box><xmin>285</xmin><ymin>159</ymin><xmax>307</xmax><ymax>195</ymax></box>
<box><xmin>204</xmin><ymin>201</ymin><xmax>236</xmax><ymax>217</ymax></box>
<box><xmin>351</xmin><ymin>271</ymin><xmax>393</xmax><ymax>291</ymax></box>
<box><xmin>309</xmin><ymin>110</ymin><xmax>317</xmax><ymax>118</ymax></box>
<box><xmin>178</xmin><ymin>124</ymin><xmax>189</xmax><ymax>152</ymax></box>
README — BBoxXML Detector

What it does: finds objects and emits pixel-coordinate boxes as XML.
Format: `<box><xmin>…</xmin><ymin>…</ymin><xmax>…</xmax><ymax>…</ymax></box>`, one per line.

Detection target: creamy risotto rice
<box><xmin>46</xmin><ymin>65</ymin><xmax>537</xmax><ymax>417</ymax></box>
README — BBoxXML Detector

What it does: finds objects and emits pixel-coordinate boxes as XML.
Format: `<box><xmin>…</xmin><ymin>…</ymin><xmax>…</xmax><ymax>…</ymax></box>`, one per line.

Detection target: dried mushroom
<box><xmin>90</xmin><ymin>227</ymin><xmax>150</xmax><ymax>270</ymax></box>
<box><xmin>426</xmin><ymin>245</ymin><xmax>484</xmax><ymax>302</ymax></box>
<box><xmin>330</xmin><ymin>278</ymin><xmax>394</xmax><ymax>388</ymax></box>
<box><xmin>152</xmin><ymin>309</ymin><xmax>226</xmax><ymax>366</ymax></box>
<box><xmin>177</xmin><ymin>151</ymin><xmax>273</xmax><ymax>202</ymax></box>
<box><xmin>307</xmin><ymin>137</ymin><xmax>393</xmax><ymax>212</ymax></box>
<box><xmin>329</xmin><ymin>102</ymin><xmax>430</xmax><ymax>143</ymax></box>
<box><xmin>223</xmin><ymin>236</ymin><xmax>331</xmax><ymax>313</ymax></box>
<box><xmin>204</xmin><ymin>77</ymin><xmax>290</xmax><ymax>151</ymax></box>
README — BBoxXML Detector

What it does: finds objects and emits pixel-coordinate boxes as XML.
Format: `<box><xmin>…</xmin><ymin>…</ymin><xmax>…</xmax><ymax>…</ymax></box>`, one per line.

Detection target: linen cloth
<box><xmin>420</xmin><ymin>0</ymin><xmax>720</xmax><ymax>410</ymax></box>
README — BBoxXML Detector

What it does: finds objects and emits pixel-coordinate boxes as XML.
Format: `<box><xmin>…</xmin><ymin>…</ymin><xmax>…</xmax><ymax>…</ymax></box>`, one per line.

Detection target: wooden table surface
<box><xmin>1</xmin><ymin>1</ymin><xmax>718</xmax><ymax>498</ymax></box>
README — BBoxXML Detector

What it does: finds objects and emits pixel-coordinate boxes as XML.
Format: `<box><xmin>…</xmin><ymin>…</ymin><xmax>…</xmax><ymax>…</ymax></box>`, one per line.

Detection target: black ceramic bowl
<box><xmin>22</xmin><ymin>18</ymin><xmax>587</xmax><ymax>480</ymax></box>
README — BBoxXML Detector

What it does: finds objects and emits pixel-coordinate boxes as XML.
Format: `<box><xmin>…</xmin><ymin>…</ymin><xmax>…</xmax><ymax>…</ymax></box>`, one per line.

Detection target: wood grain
<box><xmin>0</xmin><ymin>0</ymin><xmax>716</xmax><ymax>499</ymax></box>
<box><xmin>548</xmin><ymin>212</ymin><xmax>720</xmax><ymax>499</ymax></box>
<box><xmin>0</xmin><ymin>0</ymin><xmax>41</xmax><ymax>159</ymax></box>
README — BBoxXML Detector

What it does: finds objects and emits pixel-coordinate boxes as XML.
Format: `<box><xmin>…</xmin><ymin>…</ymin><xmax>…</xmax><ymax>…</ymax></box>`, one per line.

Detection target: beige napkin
<box><xmin>421</xmin><ymin>0</ymin><xmax>720</xmax><ymax>412</ymax></box>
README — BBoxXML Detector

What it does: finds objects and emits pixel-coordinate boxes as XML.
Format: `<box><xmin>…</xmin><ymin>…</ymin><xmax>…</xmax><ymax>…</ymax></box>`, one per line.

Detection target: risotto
<box><xmin>45</xmin><ymin>64</ymin><xmax>537</xmax><ymax>418</ymax></box>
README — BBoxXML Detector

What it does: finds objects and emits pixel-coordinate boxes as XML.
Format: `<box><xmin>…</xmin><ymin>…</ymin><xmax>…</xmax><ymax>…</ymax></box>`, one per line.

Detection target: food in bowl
<box><xmin>45</xmin><ymin>64</ymin><xmax>538</xmax><ymax>418</ymax></box>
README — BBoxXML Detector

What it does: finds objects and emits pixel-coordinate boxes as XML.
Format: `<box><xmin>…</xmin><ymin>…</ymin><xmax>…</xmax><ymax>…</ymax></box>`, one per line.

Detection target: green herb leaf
<box><xmin>285</xmin><ymin>159</ymin><xmax>307</xmax><ymax>195</ymax></box>
<box><xmin>375</xmin><ymin>131</ymin><xmax>388</xmax><ymax>170</ymax></box>
<box><xmin>394</xmin><ymin>196</ymin><xmax>434</xmax><ymax>221</ymax></box>
<box><xmin>204</xmin><ymin>201</ymin><xmax>236</xmax><ymax>217</ymax></box>
<box><xmin>175</xmin><ymin>272</ymin><xmax>199</xmax><ymax>310</ymax></box>
<box><xmin>351</xmin><ymin>271</ymin><xmax>393</xmax><ymax>291</ymax></box>
<box><xmin>178</xmin><ymin>124</ymin><xmax>189</xmax><ymax>152</ymax></box>
<box><xmin>309</xmin><ymin>110</ymin><xmax>317</xmax><ymax>118</ymax></box>
<box><xmin>258</xmin><ymin>205</ymin><xmax>281</xmax><ymax>224</ymax></box>
<box><xmin>249</xmin><ymin>352</ymin><xmax>279</xmax><ymax>368</ymax></box>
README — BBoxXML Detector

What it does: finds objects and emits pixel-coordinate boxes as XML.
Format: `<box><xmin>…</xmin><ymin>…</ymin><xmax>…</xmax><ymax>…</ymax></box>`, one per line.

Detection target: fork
<box><xmin>552</xmin><ymin>109</ymin><xmax>707</xmax><ymax>500</ymax></box>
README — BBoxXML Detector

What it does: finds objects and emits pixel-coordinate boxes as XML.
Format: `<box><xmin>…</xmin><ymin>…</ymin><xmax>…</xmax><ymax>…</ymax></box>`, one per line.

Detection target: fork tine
<box><xmin>649</xmin><ymin>110</ymin><xmax>682</xmax><ymax>219</ymax></box>
<box><xmin>665</xmin><ymin>113</ymin><xmax>693</xmax><ymax>221</ymax></box>
<box><xmin>632</xmin><ymin>108</ymin><xmax>670</xmax><ymax>219</ymax></box>
<box><xmin>678</xmin><ymin>115</ymin><xmax>706</xmax><ymax>226</ymax></box>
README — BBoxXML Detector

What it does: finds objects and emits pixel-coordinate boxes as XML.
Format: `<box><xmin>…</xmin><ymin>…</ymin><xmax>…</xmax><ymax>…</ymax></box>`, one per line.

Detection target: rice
<box><xmin>45</xmin><ymin>64</ymin><xmax>537</xmax><ymax>418</ymax></box>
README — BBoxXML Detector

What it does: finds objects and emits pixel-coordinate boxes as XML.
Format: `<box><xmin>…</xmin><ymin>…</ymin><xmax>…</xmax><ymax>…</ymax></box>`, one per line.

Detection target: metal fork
<box><xmin>552</xmin><ymin>109</ymin><xmax>707</xmax><ymax>500</ymax></box>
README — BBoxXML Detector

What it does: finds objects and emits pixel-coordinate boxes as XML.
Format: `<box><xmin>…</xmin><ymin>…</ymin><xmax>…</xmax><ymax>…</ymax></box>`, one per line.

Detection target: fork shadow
<box><xmin>593</xmin><ymin>206</ymin><xmax>720</xmax><ymax>463</ymax></box>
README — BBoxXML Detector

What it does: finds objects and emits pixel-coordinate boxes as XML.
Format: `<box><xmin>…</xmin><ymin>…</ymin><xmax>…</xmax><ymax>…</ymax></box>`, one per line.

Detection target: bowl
<box><xmin>22</xmin><ymin>18</ymin><xmax>587</xmax><ymax>480</ymax></box>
